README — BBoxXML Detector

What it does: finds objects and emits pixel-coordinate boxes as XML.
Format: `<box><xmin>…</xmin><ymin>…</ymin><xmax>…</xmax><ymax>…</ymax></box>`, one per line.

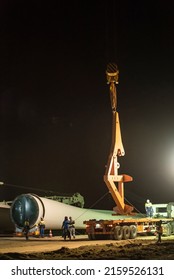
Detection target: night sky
<box><xmin>0</xmin><ymin>1</ymin><xmax>174</xmax><ymax>213</ymax></box>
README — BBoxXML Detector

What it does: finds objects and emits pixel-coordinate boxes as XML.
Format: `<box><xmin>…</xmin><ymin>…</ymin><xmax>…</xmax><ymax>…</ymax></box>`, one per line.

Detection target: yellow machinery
<box><xmin>104</xmin><ymin>63</ymin><xmax>133</xmax><ymax>214</ymax></box>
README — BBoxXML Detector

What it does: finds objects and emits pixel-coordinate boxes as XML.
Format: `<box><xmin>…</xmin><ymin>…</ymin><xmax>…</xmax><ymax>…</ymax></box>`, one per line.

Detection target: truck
<box><xmin>84</xmin><ymin>63</ymin><xmax>174</xmax><ymax>240</ymax></box>
<box><xmin>45</xmin><ymin>192</ymin><xmax>85</xmax><ymax>208</ymax></box>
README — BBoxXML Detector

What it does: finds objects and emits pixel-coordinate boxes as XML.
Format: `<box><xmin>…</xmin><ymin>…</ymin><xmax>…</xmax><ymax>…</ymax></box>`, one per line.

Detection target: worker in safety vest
<box><xmin>156</xmin><ymin>220</ymin><xmax>163</xmax><ymax>243</ymax></box>
<box><xmin>145</xmin><ymin>199</ymin><xmax>153</xmax><ymax>217</ymax></box>
<box><xmin>62</xmin><ymin>216</ymin><xmax>70</xmax><ymax>240</ymax></box>
<box><xmin>39</xmin><ymin>217</ymin><xmax>45</xmax><ymax>238</ymax></box>
<box><xmin>23</xmin><ymin>219</ymin><xmax>30</xmax><ymax>240</ymax></box>
<box><xmin>69</xmin><ymin>216</ymin><xmax>75</xmax><ymax>239</ymax></box>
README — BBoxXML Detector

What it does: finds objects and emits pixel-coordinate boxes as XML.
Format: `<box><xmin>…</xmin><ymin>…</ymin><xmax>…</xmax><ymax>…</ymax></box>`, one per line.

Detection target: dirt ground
<box><xmin>0</xmin><ymin>235</ymin><xmax>174</xmax><ymax>260</ymax></box>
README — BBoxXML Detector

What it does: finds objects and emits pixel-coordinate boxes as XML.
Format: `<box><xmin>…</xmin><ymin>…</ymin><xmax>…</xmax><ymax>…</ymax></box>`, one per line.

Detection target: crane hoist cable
<box><xmin>73</xmin><ymin>191</ymin><xmax>110</xmax><ymax>222</ymax></box>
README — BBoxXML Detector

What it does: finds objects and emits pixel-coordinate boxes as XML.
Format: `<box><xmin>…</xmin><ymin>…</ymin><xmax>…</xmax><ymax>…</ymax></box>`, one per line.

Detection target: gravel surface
<box><xmin>0</xmin><ymin>235</ymin><xmax>174</xmax><ymax>259</ymax></box>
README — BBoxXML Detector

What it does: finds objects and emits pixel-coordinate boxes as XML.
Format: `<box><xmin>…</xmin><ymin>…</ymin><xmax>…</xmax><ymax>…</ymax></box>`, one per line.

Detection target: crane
<box><xmin>104</xmin><ymin>63</ymin><xmax>134</xmax><ymax>215</ymax></box>
<box><xmin>84</xmin><ymin>64</ymin><xmax>174</xmax><ymax>240</ymax></box>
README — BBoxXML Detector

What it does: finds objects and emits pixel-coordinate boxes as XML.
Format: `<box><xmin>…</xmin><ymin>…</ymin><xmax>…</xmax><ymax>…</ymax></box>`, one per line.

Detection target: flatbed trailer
<box><xmin>84</xmin><ymin>217</ymin><xmax>174</xmax><ymax>240</ymax></box>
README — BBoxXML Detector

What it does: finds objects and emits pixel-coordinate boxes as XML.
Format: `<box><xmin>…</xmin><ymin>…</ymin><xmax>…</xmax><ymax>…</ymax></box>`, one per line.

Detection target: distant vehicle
<box><xmin>45</xmin><ymin>192</ymin><xmax>85</xmax><ymax>208</ymax></box>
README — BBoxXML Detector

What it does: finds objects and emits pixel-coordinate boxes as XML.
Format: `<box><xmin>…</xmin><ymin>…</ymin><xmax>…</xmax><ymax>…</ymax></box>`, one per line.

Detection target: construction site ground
<box><xmin>0</xmin><ymin>234</ymin><xmax>174</xmax><ymax>259</ymax></box>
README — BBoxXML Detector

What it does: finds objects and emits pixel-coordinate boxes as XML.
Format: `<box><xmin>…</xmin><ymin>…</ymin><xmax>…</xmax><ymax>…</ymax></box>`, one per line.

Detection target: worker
<box><xmin>156</xmin><ymin>220</ymin><xmax>163</xmax><ymax>243</ymax></box>
<box><xmin>23</xmin><ymin>218</ymin><xmax>30</xmax><ymax>240</ymax></box>
<box><xmin>145</xmin><ymin>199</ymin><xmax>153</xmax><ymax>217</ymax></box>
<box><xmin>69</xmin><ymin>216</ymin><xmax>75</xmax><ymax>239</ymax></box>
<box><xmin>62</xmin><ymin>216</ymin><xmax>70</xmax><ymax>240</ymax></box>
<box><xmin>38</xmin><ymin>217</ymin><xmax>45</xmax><ymax>238</ymax></box>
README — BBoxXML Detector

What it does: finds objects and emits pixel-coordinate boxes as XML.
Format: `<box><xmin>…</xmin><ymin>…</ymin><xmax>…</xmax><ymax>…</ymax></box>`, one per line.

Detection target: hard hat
<box><xmin>146</xmin><ymin>199</ymin><xmax>150</xmax><ymax>203</ymax></box>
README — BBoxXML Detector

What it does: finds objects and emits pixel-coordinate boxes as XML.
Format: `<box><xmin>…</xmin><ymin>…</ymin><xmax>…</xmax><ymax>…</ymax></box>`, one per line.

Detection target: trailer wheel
<box><xmin>122</xmin><ymin>225</ymin><xmax>130</xmax><ymax>240</ymax></box>
<box><xmin>113</xmin><ymin>226</ymin><xmax>123</xmax><ymax>240</ymax></box>
<box><xmin>129</xmin><ymin>225</ymin><xmax>137</xmax><ymax>239</ymax></box>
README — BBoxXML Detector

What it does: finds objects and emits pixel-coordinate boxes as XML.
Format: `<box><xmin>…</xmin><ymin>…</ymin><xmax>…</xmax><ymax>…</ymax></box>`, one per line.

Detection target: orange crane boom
<box><xmin>104</xmin><ymin>63</ymin><xmax>134</xmax><ymax>214</ymax></box>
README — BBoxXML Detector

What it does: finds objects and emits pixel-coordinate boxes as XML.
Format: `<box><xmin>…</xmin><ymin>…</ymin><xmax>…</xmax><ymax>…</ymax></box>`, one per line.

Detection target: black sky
<box><xmin>0</xmin><ymin>0</ymin><xmax>174</xmax><ymax>212</ymax></box>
